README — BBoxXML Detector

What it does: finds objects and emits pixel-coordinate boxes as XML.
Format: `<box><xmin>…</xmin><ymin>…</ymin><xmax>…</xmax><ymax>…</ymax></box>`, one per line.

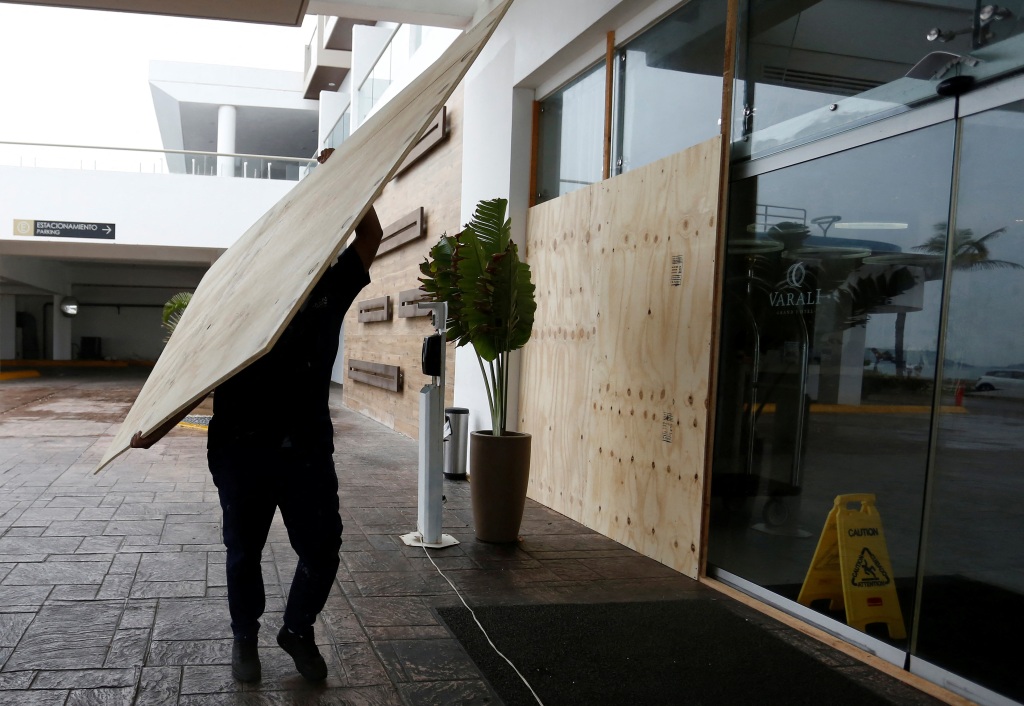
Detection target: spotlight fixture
<box><xmin>59</xmin><ymin>297</ymin><xmax>79</xmax><ymax>317</ymax></box>
<box><xmin>926</xmin><ymin>27</ymin><xmax>958</xmax><ymax>42</ymax></box>
<box><xmin>979</xmin><ymin>4</ymin><xmax>1012</xmax><ymax>23</ymax></box>
<box><xmin>925</xmin><ymin>6</ymin><xmax>1012</xmax><ymax>46</ymax></box>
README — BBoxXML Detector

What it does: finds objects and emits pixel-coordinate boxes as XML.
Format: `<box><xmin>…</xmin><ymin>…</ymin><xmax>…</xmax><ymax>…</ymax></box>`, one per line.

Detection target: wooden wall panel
<box><xmin>520</xmin><ymin>137</ymin><xmax>722</xmax><ymax>578</ymax></box>
<box><xmin>341</xmin><ymin>87</ymin><xmax>464</xmax><ymax>440</ymax></box>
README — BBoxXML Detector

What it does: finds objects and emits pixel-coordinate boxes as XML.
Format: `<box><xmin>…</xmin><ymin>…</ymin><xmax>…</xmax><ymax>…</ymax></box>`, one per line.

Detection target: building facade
<box><xmin>445</xmin><ymin>2</ymin><xmax>1024</xmax><ymax>704</ymax></box>
<box><xmin>1</xmin><ymin>1</ymin><xmax>1020</xmax><ymax>703</ymax></box>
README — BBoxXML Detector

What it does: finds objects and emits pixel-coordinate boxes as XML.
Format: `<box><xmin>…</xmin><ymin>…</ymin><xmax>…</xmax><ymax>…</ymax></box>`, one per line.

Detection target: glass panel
<box><xmin>614</xmin><ymin>0</ymin><xmax>726</xmax><ymax>175</ymax></box>
<box><xmin>709</xmin><ymin>122</ymin><xmax>956</xmax><ymax>650</ymax></box>
<box><xmin>327</xmin><ymin>109</ymin><xmax>351</xmax><ymax>150</ymax></box>
<box><xmin>916</xmin><ymin>100</ymin><xmax>1024</xmax><ymax>704</ymax></box>
<box><xmin>733</xmin><ymin>0</ymin><xmax>1024</xmax><ymax>160</ymax></box>
<box><xmin>534</xmin><ymin>63</ymin><xmax>605</xmax><ymax>204</ymax></box>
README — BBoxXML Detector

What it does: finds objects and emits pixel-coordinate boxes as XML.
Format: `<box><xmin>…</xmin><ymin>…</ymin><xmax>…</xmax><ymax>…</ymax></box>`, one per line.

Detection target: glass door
<box><xmin>912</xmin><ymin>82</ymin><xmax>1024</xmax><ymax>705</ymax></box>
<box><xmin>709</xmin><ymin>74</ymin><xmax>1024</xmax><ymax>705</ymax></box>
<box><xmin>709</xmin><ymin>116</ymin><xmax>957</xmax><ymax>663</ymax></box>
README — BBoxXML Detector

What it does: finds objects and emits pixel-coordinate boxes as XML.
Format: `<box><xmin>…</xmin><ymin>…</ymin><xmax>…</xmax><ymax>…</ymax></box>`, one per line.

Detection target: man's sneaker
<box><xmin>277</xmin><ymin>625</ymin><xmax>328</xmax><ymax>681</ymax></box>
<box><xmin>231</xmin><ymin>639</ymin><xmax>261</xmax><ymax>682</ymax></box>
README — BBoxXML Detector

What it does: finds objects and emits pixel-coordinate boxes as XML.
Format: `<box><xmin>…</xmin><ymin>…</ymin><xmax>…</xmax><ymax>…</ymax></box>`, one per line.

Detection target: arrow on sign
<box><xmin>102</xmin><ymin>226</ymin><xmax>112</xmax><ymax>235</ymax></box>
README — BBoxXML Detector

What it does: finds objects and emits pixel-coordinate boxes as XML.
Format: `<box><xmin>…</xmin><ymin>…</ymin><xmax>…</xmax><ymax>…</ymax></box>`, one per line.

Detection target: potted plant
<box><xmin>161</xmin><ymin>292</ymin><xmax>192</xmax><ymax>342</ymax></box>
<box><xmin>419</xmin><ymin>197</ymin><xmax>537</xmax><ymax>542</ymax></box>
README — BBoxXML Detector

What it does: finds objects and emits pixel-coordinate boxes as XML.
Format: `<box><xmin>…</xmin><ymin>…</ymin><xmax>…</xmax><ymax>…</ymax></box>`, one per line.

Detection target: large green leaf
<box><xmin>417</xmin><ymin>197</ymin><xmax>536</xmax><ymax>432</ymax></box>
<box><xmin>161</xmin><ymin>292</ymin><xmax>193</xmax><ymax>342</ymax></box>
<box><xmin>419</xmin><ymin>232</ymin><xmax>472</xmax><ymax>345</ymax></box>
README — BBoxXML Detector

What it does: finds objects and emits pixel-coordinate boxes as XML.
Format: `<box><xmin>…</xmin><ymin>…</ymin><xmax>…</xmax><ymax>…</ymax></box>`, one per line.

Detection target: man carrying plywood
<box><xmin>131</xmin><ymin>150</ymin><xmax>383</xmax><ymax>682</ymax></box>
<box><xmin>104</xmin><ymin>0</ymin><xmax>516</xmax><ymax>685</ymax></box>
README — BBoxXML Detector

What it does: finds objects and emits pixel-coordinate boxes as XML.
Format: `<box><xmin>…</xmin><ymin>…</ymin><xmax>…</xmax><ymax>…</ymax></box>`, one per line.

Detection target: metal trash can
<box><xmin>443</xmin><ymin>407</ymin><xmax>469</xmax><ymax>480</ymax></box>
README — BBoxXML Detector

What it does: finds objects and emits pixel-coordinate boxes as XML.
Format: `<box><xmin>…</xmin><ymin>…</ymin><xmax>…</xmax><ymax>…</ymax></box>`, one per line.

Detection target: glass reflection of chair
<box><xmin>717</xmin><ymin>236</ymin><xmax>812</xmax><ymax>533</ymax></box>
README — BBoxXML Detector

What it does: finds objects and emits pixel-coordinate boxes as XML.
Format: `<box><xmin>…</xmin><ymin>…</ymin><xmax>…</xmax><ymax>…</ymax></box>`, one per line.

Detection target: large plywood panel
<box><xmin>96</xmin><ymin>1</ymin><xmax>512</xmax><ymax>472</ymax></box>
<box><xmin>520</xmin><ymin>137</ymin><xmax>721</xmax><ymax>578</ymax></box>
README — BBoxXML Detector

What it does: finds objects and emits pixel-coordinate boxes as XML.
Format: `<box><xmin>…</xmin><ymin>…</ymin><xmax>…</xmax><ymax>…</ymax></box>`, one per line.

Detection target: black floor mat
<box><xmin>437</xmin><ymin>600</ymin><xmax>907</xmax><ymax>706</ymax></box>
<box><xmin>771</xmin><ymin>575</ymin><xmax>1022</xmax><ymax>703</ymax></box>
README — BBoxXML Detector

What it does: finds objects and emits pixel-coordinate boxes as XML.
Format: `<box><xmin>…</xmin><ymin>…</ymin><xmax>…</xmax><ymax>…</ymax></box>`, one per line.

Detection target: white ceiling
<box><xmin>0</xmin><ymin>0</ymin><xmax>481</xmax><ymax>26</ymax></box>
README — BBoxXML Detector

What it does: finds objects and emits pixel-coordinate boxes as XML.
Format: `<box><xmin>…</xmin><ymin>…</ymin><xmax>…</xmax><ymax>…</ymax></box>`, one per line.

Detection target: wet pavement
<box><xmin>0</xmin><ymin>368</ymin><xmax>953</xmax><ymax>705</ymax></box>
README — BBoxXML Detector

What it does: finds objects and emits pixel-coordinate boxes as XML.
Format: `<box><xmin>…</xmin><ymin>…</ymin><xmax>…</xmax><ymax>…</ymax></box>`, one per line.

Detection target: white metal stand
<box><xmin>401</xmin><ymin>302</ymin><xmax>459</xmax><ymax>550</ymax></box>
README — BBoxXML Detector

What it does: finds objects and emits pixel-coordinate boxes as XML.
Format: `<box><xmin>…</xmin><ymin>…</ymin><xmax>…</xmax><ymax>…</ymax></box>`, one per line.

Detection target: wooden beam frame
<box><xmin>357</xmin><ymin>295</ymin><xmax>392</xmax><ymax>322</ymax></box>
<box><xmin>700</xmin><ymin>0</ymin><xmax>742</xmax><ymax>578</ymax></box>
<box><xmin>347</xmin><ymin>359</ymin><xmax>403</xmax><ymax>392</ymax></box>
<box><xmin>395</xmin><ymin>106</ymin><xmax>448</xmax><ymax>176</ymax></box>
<box><xmin>398</xmin><ymin>288</ymin><xmax>431</xmax><ymax>318</ymax></box>
<box><xmin>529</xmin><ymin>100</ymin><xmax>541</xmax><ymax>208</ymax></box>
<box><xmin>603</xmin><ymin>31</ymin><xmax>616</xmax><ymax>180</ymax></box>
<box><xmin>377</xmin><ymin>207</ymin><xmax>426</xmax><ymax>257</ymax></box>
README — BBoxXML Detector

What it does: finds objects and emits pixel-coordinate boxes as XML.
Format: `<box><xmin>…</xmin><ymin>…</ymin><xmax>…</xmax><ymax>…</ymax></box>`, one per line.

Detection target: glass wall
<box><xmin>326</xmin><ymin>108</ymin><xmax>351</xmax><ymax>150</ymax></box>
<box><xmin>712</xmin><ymin>2</ymin><xmax>1024</xmax><ymax>701</ymax></box>
<box><xmin>614</xmin><ymin>0</ymin><xmax>726</xmax><ymax>175</ymax></box>
<box><xmin>534</xmin><ymin>63</ymin><xmax>605</xmax><ymax>204</ymax></box>
<box><xmin>914</xmin><ymin>98</ymin><xmax>1024</xmax><ymax>704</ymax></box>
<box><xmin>534</xmin><ymin>0</ymin><xmax>727</xmax><ymax>203</ymax></box>
<box><xmin>733</xmin><ymin>0</ymin><xmax>1024</xmax><ymax>160</ymax></box>
<box><xmin>358</xmin><ymin>28</ymin><xmax>397</xmax><ymax>125</ymax></box>
<box><xmin>708</xmin><ymin>122</ymin><xmax>955</xmax><ymax>647</ymax></box>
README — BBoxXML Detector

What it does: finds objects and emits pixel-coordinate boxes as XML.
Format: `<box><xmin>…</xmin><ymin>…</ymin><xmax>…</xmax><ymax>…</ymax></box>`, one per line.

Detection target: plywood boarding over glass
<box><xmin>95</xmin><ymin>0</ymin><xmax>513</xmax><ymax>472</ymax></box>
<box><xmin>519</xmin><ymin>137</ymin><xmax>721</xmax><ymax>578</ymax></box>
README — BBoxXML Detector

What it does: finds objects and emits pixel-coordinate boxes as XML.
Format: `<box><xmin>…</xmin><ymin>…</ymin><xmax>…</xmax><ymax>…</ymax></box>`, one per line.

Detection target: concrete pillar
<box><xmin>52</xmin><ymin>294</ymin><xmax>72</xmax><ymax>361</ymax></box>
<box><xmin>217</xmin><ymin>105</ymin><xmax>237</xmax><ymax>178</ymax></box>
<box><xmin>836</xmin><ymin>325</ymin><xmax>867</xmax><ymax>405</ymax></box>
<box><xmin>0</xmin><ymin>295</ymin><xmax>16</xmax><ymax>360</ymax></box>
<box><xmin>456</xmin><ymin>40</ymin><xmax>518</xmax><ymax>435</ymax></box>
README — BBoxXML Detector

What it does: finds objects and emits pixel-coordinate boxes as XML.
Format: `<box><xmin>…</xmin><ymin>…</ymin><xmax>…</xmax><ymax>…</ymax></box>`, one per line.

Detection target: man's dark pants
<box><xmin>208</xmin><ymin>446</ymin><xmax>342</xmax><ymax>641</ymax></box>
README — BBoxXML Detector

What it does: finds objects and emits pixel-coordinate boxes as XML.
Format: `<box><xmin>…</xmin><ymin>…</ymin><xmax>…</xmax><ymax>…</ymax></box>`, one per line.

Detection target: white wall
<box><xmin>51</xmin><ymin>294</ymin><xmax>73</xmax><ymax>360</ymax></box>
<box><xmin>0</xmin><ymin>164</ymin><xmax>294</xmax><ymax>360</ymax></box>
<box><xmin>452</xmin><ymin>0</ymin><xmax>684</xmax><ymax>434</ymax></box>
<box><xmin>456</xmin><ymin>39</ymin><xmax>519</xmax><ymax>434</ymax></box>
<box><xmin>73</xmin><ymin>305</ymin><xmax>165</xmax><ymax>361</ymax></box>
<box><xmin>0</xmin><ymin>296</ymin><xmax>15</xmax><ymax>359</ymax></box>
<box><xmin>0</xmin><ymin>166</ymin><xmax>293</xmax><ymax>251</ymax></box>
<box><xmin>351</xmin><ymin>24</ymin><xmax>400</xmax><ymax>129</ymax></box>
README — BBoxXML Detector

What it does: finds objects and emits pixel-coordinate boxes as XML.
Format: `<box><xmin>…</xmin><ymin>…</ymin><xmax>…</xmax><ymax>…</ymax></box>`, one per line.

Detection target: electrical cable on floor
<box><xmin>420</xmin><ymin>544</ymin><xmax>545</xmax><ymax>706</ymax></box>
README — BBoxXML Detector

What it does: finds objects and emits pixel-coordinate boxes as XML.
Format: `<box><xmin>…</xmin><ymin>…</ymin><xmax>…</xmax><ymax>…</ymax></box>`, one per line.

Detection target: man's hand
<box><xmin>317</xmin><ymin>148</ymin><xmax>335</xmax><ymax>164</ymax></box>
<box><xmin>130</xmin><ymin>430</ymin><xmax>157</xmax><ymax>449</ymax></box>
<box><xmin>352</xmin><ymin>207</ymin><xmax>384</xmax><ymax>271</ymax></box>
<box><xmin>128</xmin><ymin>395</ymin><xmax>207</xmax><ymax>450</ymax></box>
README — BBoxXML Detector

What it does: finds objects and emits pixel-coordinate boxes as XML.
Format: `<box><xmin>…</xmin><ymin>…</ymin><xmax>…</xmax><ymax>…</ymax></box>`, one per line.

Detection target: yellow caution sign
<box><xmin>798</xmin><ymin>494</ymin><xmax>906</xmax><ymax>640</ymax></box>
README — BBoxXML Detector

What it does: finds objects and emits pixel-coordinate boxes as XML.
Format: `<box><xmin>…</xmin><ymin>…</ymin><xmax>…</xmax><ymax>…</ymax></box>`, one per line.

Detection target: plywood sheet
<box><xmin>96</xmin><ymin>0</ymin><xmax>513</xmax><ymax>472</ymax></box>
<box><xmin>520</xmin><ymin>138</ymin><xmax>722</xmax><ymax>578</ymax></box>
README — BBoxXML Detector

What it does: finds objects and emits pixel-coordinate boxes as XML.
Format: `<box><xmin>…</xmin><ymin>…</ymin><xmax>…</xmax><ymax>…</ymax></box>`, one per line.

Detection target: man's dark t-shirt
<box><xmin>208</xmin><ymin>247</ymin><xmax>370</xmax><ymax>452</ymax></box>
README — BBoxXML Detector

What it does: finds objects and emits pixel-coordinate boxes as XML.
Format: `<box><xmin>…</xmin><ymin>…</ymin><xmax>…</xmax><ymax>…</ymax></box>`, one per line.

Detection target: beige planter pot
<box><xmin>469</xmin><ymin>431</ymin><xmax>532</xmax><ymax>543</ymax></box>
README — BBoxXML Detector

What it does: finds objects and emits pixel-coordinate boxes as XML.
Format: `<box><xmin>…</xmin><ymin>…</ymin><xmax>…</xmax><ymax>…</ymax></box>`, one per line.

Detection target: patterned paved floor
<box><xmin>0</xmin><ymin>369</ymin><xmax>946</xmax><ymax>705</ymax></box>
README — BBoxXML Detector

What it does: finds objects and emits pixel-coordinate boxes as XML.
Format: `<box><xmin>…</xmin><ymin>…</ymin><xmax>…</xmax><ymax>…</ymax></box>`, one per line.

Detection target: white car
<box><xmin>974</xmin><ymin>369</ymin><xmax>1024</xmax><ymax>392</ymax></box>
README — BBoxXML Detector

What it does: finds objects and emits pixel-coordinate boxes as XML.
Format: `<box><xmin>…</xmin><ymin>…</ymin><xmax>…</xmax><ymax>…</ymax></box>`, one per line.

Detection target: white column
<box><xmin>455</xmin><ymin>40</ymin><xmax>517</xmax><ymax>435</ymax></box>
<box><xmin>837</xmin><ymin>325</ymin><xmax>867</xmax><ymax>405</ymax></box>
<box><xmin>52</xmin><ymin>294</ymin><xmax>72</xmax><ymax>361</ymax></box>
<box><xmin>331</xmin><ymin>322</ymin><xmax>347</xmax><ymax>384</ymax></box>
<box><xmin>0</xmin><ymin>295</ymin><xmax>16</xmax><ymax>360</ymax></box>
<box><xmin>217</xmin><ymin>105</ymin><xmax>237</xmax><ymax>178</ymax></box>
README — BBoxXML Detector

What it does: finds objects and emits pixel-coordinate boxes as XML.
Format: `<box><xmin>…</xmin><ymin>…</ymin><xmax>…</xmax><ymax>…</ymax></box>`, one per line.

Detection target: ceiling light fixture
<box><xmin>834</xmin><ymin>222</ymin><xmax>909</xmax><ymax>230</ymax></box>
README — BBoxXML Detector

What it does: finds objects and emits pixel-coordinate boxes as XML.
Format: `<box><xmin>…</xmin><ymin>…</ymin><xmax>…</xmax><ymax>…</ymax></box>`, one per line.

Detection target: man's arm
<box><xmin>351</xmin><ymin>207</ymin><xmax>383</xmax><ymax>271</ymax></box>
<box><xmin>316</xmin><ymin>147</ymin><xmax>383</xmax><ymax>271</ymax></box>
<box><xmin>129</xmin><ymin>395</ymin><xmax>207</xmax><ymax>449</ymax></box>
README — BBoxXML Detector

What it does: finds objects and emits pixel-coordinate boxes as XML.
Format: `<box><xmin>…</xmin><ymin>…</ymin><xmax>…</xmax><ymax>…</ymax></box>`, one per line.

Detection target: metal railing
<box><xmin>0</xmin><ymin>141</ymin><xmax>318</xmax><ymax>181</ymax></box>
